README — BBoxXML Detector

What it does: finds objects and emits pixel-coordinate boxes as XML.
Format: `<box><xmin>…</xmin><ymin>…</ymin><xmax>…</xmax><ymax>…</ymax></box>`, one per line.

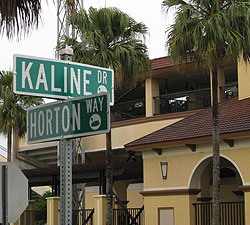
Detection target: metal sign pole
<box><xmin>60</xmin><ymin>139</ymin><xmax>72</xmax><ymax>225</ymax></box>
<box><xmin>2</xmin><ymin>165</ymin><xmax>8</xmax><ymax>225</ymax></box>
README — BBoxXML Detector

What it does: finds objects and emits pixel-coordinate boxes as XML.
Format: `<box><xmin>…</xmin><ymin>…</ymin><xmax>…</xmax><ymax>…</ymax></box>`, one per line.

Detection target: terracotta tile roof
<box><xmin>125</xmin><ymin>97</ymin><xmax>250</xmax><ymax>151</ymax></box>
<box><xmin>151</xmin><ymin>56</ymin><xmax>193</xmax><ymax>70</ymax></box>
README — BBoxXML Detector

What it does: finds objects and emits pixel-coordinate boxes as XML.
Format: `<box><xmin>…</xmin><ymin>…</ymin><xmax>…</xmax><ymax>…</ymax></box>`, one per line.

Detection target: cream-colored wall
<box><xmin>0</xmin><ymin>154</ymin><xmax>6</xmax><ymax>162</ymax></box>
<box><xmin>84</xmin><ymin>118</ymin><xmax>181</xmax><ymax>151</ymax></box>
<box><xmin>85</xmin><ymin>185</ymin><xmax>143</xmax><ymax>209</ymax></box>
<box><xmin>238</xmin><ymin>55</ymin><xmax>250</xmax><ymax>100</ymax></box>
<box><xmin>143</xmin><ymin>141</ymin><xmax>250</xmax><ymax>225</ymax></box>
<box><xmin>210</xmin><ymin>66</ymin><xmax>225</xmax><ymax>104</ymax></box>
<box><xmin>143</xmin><ymin>141</ymin><xmax>250</xmax><ymax>190</ymax></box>
<box><xmin>145</xmin><ymin>78</ymin><xmax>160</xmax><ymax>117</ymax></box>
<box><xmin>127</xmin><ymin>183</ymin><xmax>144</xmax><ymax>208</ymax></box>
<box><xmin>144</xmin><ymin>194</ymin><xmax>196</xmax><ymax>225</ymax></box>
<box><xmin>143</xmin><ymin>151</ymin><xmax>206</xmax><ymax>189</ymax></box>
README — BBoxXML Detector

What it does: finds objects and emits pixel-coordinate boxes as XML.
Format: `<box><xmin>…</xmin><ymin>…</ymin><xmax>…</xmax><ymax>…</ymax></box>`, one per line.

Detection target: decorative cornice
<box><xmin>140</xmin><ymin>188</ymin><xmax>201</xmax><ymax>197</ymax></box>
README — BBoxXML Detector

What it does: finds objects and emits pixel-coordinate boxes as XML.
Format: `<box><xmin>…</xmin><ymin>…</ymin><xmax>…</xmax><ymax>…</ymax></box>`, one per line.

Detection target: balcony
<box><xmin>110</xmin><ymin>84</ymin><xmax>238</xmax><ymax>122</ymax></box>
<box><xmin>153</xmin><ymin>88</ymin><xmax>211</xmax><ymax>115</ymax></box>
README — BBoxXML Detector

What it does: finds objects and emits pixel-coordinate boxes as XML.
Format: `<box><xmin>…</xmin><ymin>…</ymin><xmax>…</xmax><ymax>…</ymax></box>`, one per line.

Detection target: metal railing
<box><xmin>111</xmin><ymin>98</ymin><xmax>146</xmax><ymax>122</ymax></box>
<box><xmin>113</xmin><ymin>207</ymin><xmax>144</xmax><ymax>225</ymax></box>
<box><xmin>220</xmin><ymin>84</ymin><xmax>238</xmax><ymax>102</ymax></box>
<box><xmin>72</xmin><ymin>208</ymin><xmax>94</xmax><ymax>225</ymax></box>
<box><xmin>154</xmin><ymin>88</ymin><xmax>211</xmax><ymax>115</ymax></box>
<box><xmin>193</xmin><ymin>202</ymin><xmax>245</xmax><ymax>225</ymax></box>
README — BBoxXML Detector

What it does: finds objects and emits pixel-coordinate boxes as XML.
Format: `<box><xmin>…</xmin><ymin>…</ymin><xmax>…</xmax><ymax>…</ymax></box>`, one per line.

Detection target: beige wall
<box><xmin>0</xmin><ymin>154</ymin><xmax>6</xmax><ymax>162</ymax></box>
<box><xmin>143</xmin><ymin>141</ymin><xmax>250</xmax><ymax>190</ymax></box>
<box><xmin>84</xmin><ymin>118</ymin><xmax>181</xmax><ymax>151</ymax></box>
<box><xmin>238</xmin><ymin>55</ymin><xmax>250</xmax><ymax>100</ymax></box>
<box><xmin>85</xmin><ymin>185</ymin><xmax>144</xmax><ymax>209</ymax></box>
<box><xmin>142</xmin><ymin>141</ymin><xmax>250</xmax><ymax>225</ymax></box>
<box><xmin>144</xmin><ymin>195</ymin><xmax>196</xmax><ymax>225</ymax></box>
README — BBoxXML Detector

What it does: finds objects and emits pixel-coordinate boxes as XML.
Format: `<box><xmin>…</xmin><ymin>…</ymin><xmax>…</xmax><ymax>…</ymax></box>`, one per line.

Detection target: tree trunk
<box><xmin>7</xmin><ymin>130</ymin><xmax>12</xmax><ymax>162</ymax></box>
<box><xmin>106</xmin><ymin>130</ymin><xmax>113</xmax><ymax>225</ymax></box>
<box><xmin>211</xmin><ymin>67</ymin><xmax>220</xmax><ymax>225</ymax></box>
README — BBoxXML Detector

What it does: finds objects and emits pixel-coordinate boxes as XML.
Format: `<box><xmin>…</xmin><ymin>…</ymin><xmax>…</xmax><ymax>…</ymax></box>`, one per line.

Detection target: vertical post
<box><xmin>60</xmin><ymin>139</ymin><xmax>72</xmax><ymax>225</ymax></box>
<box><xmin>59</xmin><ymin>46</ymin><xmax>73</xmax><ymax>225</ymax></box>
<box><xmin>2</xmin><ymin>165</ymin><xmax>8</xmax><ymax>225</ymax></box>
<box><xmin>106</xmin><ymin>131</ymin><xmax>113</xmax><ymax>225</ymax></box>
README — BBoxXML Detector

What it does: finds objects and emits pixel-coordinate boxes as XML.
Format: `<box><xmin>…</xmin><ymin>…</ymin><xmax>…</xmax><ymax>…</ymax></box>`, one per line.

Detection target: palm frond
<box><xmin>0</xmin><ymin>0</ymin><xmax>42</xmax><ymax>38</ymax></box>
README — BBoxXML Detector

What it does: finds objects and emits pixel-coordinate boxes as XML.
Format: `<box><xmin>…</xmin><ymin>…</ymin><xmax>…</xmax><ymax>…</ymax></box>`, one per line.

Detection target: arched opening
<box><xmin>189</xmin><ymin>155</ymin><xmax>244</xmax><ymax>202</ymax></box>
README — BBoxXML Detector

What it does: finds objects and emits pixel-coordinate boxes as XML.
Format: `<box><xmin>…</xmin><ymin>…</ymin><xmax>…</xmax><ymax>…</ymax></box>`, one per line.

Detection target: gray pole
<box><xmin>2</xmin><ymin>165</ymin><xmax>8</xmax><ymax>225</ymax></box>
<box><xmin>59</xmin><ymin>139</ymin><xmax>72</xmax><ymax>225</ymax></box>
<box><xmin>59</xmin><ymin>47</ymin><xmax>73</xmax><ymax>225</ymax></box>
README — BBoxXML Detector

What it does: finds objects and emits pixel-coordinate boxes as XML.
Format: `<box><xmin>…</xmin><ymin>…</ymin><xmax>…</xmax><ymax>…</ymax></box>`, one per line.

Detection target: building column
<box><xmin>238</xmin><ymin>54</ymin><xmax>250</xmax><ymax>100</ymax></box>
<box><xmin>93</xmin><ymin>195</ymin><xmax>107</xmax><ymax>225</ymax></box>
<box><xmin>47</xmin><ymin>197</ymin><xmax>60</xmax><ymax>225</ymax></box>
<box><xmin>243</xmin><ymin>189</ymin><xmax>250</xmax><ymax>225</ymax></box>
<box><xmin>145</xmin><ymin>77</ymin><xmax>160</xmax><ymax>117</ymax></box>
<box><xmin>210</xmin><ymin>66</ymin><xmax>225</xmax><ymax>104</ymax></box>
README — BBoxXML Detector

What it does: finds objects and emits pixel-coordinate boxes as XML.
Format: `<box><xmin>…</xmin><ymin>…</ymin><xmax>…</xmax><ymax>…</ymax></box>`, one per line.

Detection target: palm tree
<box><xmin>0</xmin><ymin>0</ymin><xmax>82</xmax><ymax>39</ymax></box>
<box><xmin>62</xmin><ymin>7</ymin><xmax>151</xmax><ymax>225</ymax></box>
<box><xmin>0</xmin><ymin>0</ymin><xmax>42</xmax><ymax>38</ymax></box>
<box><xmin>162</xmin><ymin>0</ymin><xmax>250</xmax><ymax>224</ymax></box>
<box><xmin>0</xmin><ymin>71</ymin><xmax>43</xmax><ymax>162</ymax></box>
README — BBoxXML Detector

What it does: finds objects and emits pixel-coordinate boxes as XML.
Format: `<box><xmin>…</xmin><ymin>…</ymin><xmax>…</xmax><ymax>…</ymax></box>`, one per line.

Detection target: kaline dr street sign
<box><xmin>27</xmin><ymin>93</ymin><xmax>110</xmax><ymax>144</ymax></box>
<box><xmin>14</xmin><ymin>54</ymin><xmax>114</xmax><ymax>105</ymax></box>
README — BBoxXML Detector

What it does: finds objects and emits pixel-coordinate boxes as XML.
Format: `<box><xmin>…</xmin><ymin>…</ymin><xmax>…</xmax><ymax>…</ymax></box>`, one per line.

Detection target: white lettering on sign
<box><xmin>54</xmin><ymin>107</ymin><xmax>60</xmax><ymax>134</ymax></box>
<box><xmin>71</xmin><ymin>68</ymin><xmax>81</xmax><ymax>94</ymax></box>
<box><xmin>64</xmin><ymin>67</ymin><xmax>67</xmax><ymax>93</ymax></box>
<box><xmin>62</xmin><ymin>105</ymin><xmax>70</xmax><ymax>132</ymax></box>
<box><xmin>72</xmin><ymin>103</ymin><xmax>80</xmax><ymax>131</ymax></box>
<box><xmin>83</xmin><ymin>70</ymin><xmax>92</xmax><ymax>95</ymax></box>
<box><xmin>98</xmin><ymin>70</ymin><xmax>108</xmax><ymax>84</ymax></box>
<box><xmin>29</xmin><ymin>103</ymin><xmax>83</xmax><ymax>138</ymax></box>
<box><xmin>22</xmin><ymin>62</ymin><xmax>34</xmax><ymax>89</ymax></box>
<box><xmin>36</xmin><ymin>64</ymin><xmax>48</xmax><ymax>91</ymax></box>
<box><xmin>46</xmin><ymin>109</ymin><xmax>53</xmax><ymax>135</ymax></box>
<box><xmin>19</xmin><ymin>59</ymin><xmax>112</xmax><ymax>104</ymax></box>
<box><xmin>38</xmin><ymin>111</ymin><xmax>45</xmax><ymax>136</ymax></box>
<box><xmin>51</xmin><ymin>65</ymin><xmax>61</xmax><ymax>92</ymax></box>
<box><xmin>30</xmin><ymin>112</ymin><xmax>36</xmax><ymax>138</ymax></box>
<box><xmin>86</xmin><ymin>97</ymin><xmax>104</xmax><ymax>113</ymax></box>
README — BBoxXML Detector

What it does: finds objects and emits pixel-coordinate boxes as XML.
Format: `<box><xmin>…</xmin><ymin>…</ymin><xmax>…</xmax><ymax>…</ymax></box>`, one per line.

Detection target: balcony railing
<box><xmin>154</xmin><ymin>88</ymin><xmax>211</xmax><ymax>115</ymax></box>
<box><xmin>111</xmin><ymin>98</ymin><xmax>145</xmax><ymax>122</ymax></box>
<box><xmin>193</xmin><ymin>202</ymin><xmax>245</xmax><ymax>225</ymax></box>
<box><xmin>72</xmin><ymin>208</ymin><xmax>94</xmax><ymax>225</ymax></box>
<box><xmin>112</xmin><ymin>207</ymin><xmax>144</xmax><ymax>225</ymax></box>
<box><xmin>220</xmin><ymin>84</ymin><xmax>238</xmax><ymax>102</ymax></box>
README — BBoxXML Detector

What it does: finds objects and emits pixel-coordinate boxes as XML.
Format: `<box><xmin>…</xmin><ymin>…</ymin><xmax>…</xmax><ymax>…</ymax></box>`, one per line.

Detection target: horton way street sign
<box><xmin>27</xmin><ymin>93</ymin><xmax>110</xmax><ymax>144</ymax></box>
<box><xmin>14</xmin><ymin>54</ymin><xmax>114</xmax><ymax>105</ymax></box>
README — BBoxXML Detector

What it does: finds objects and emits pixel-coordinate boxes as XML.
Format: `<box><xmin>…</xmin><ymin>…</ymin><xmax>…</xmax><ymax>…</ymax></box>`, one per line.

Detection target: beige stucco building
<box><xmin>14</xmin><ymin>55</ymin><xmax>250</xmax><ymax>225</ymax></box>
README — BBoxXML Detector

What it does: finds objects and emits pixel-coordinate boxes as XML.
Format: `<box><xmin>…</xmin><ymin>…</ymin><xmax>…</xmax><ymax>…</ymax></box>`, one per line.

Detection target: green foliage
<box><xmin>162</xmin><ymin>0</ymin><xmax>250</xmax><ymax>68</ymax></box>
<box><xmin>61</xmin><ymin>7</ymin><xmax>151</xmax><ymax>89</ymax></box>
<box><xmin>0</xmin><ymin>71</ymin><xmax>43</xmax><ymax>137</ymax></box>
<box><xmin>35</xmin><ymin>191</ymin><xmax>52</xmax><ymax>221</ymax></box>
<box><xmin>35</xmin><ymin>191</ymin><xmax>52</xmax><ymax>211</ymax></box>
<box><xmin>0</xmin><ymin>0</ymin><xmax>42</xmax><ymax>39</ymax></box>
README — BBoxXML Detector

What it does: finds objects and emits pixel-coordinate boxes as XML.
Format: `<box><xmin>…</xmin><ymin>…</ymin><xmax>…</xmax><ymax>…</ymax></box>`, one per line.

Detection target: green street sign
<box><xmin>14</xmin><ymin>54</ymin><xmax>114</xmax><ymax>105</ymax></box>
<box><xmin>27</xmin><ymin>93</ymin><xmax>110</xmax><ymax>144</ymax></box>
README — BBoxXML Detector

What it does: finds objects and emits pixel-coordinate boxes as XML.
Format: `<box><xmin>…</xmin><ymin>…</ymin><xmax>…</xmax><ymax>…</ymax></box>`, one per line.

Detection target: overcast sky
<box><xmin>0</xmin><ymin>0</ymin><xmax>174</xmax><ymax>150</ymax></box>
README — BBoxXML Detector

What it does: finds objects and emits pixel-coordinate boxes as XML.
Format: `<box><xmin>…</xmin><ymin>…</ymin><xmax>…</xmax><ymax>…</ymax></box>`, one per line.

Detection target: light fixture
<box><xmin>161</xmin><ymin>162</ymin><xmax>168</xmax><ymax>180</ymax></box>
